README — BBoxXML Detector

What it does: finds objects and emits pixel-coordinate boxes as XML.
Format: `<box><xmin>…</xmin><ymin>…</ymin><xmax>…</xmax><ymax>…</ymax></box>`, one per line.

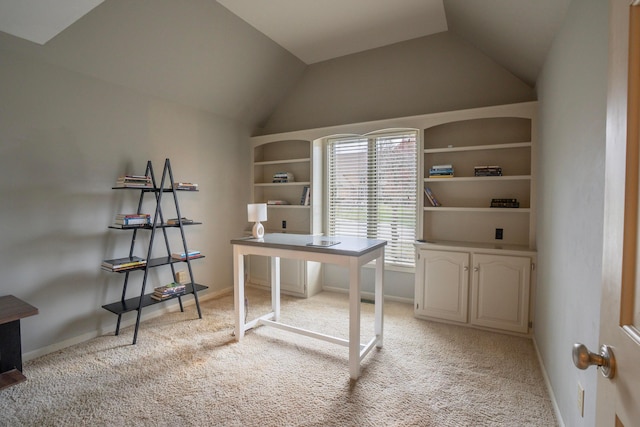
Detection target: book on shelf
<box><xmin>151</xmin><ymin>282</ymin><xmax>187</xmax><ymax>300</ymax></box>
<box><xmin>167</xmin><ymin>217</ymin><xmax>194</xmax><ymax>225</ymax></box>
<box><xmin>114</xmin><ymin>213</ymin><xmax>151</xmax><ymax>226</ymax></box>
<box><xmin>300</xmin><ymin>185</ymin><xmax>310</xmax><ymax>206</ymax></box>
<box><xmin>431</xmin><ymin>164</ymin><xmax>452</xmax><ymax>170</ymax></box>
<box><xmin>267</xmin><ymin>200</ymin><xmax>290</xmax><ymax>205</ymax></box>
<box><xmin>173</xmin><ymin>182</ymin><xmax>198</xmax><ymax>191</ymax></box>
<box><xmin>272</xmin><ymin>172</ymin><xmax>295</xmax><ymax>183</ymax></box>
<box><xmin>429</xmin><ymin>164</ymin><xmax>454</xmax><ymax>177</ymax></box>
<box><xmin>474</xmin><ymin>165</ymin><xmax>503</xmax><ymax>176</ymax></box>
<box><xmin>114</xmin><ymin>175</ymin><xmax>153</xmax><ymax>188</ymax></box>
<box><xmin>101</xmin><ymin>256</ymin><xmax>146</xmax><ymax>271</ymax></box>
<box><xmin>111</xmin><ymin>223</ymin><xmax>148</xmax><ymax>229</ymax></box>
<box><xmin>424</xmin><ymin>187</ymin><xmax>441</xmax><ymax>207</ymax></box>
<box><xmin>490</xmin><ymin>198</ymin><xmax>519</xmax><ymax>208</ymax></box>
<box><xmin>171</xmin><ymin>250</ymin><xmax>201</xmax><ymax>260</ymax></box>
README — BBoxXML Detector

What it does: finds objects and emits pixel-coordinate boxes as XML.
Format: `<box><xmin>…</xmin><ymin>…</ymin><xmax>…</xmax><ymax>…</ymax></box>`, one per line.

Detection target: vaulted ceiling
<box><xmin>0</xmin><ymin>0</ymin><xmax>571</xmax><ymax>125</ymax></box>
<box><xmin>216</xmin><ymin>0</ymin><xmax>572</xmax><ymax>86</ymax></box>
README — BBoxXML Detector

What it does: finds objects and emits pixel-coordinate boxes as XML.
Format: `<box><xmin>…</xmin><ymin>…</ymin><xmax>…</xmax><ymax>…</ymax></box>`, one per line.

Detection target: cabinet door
<box><xmin>247</xmin><ymin>255</ymin><xmax>269</xmax><ymax>286</ymax></box>
<box><xmin>415</xmin><ymin>250</ymin><xmax>469</xmax><ymax>323</ymax></box>
<box><xmin>470</xmin><ymin>254</ymin><xmax>530</xmax><ymax>333</ymax></box>
<box><xmin>280</xmin><ymin>258</ymin><xmax>306</xmax><ymax>295</ymax></box>
<box><xmin>247</xmin><ymin>255</ymin><xmax>306</xmax><ymax>297</ymax></box>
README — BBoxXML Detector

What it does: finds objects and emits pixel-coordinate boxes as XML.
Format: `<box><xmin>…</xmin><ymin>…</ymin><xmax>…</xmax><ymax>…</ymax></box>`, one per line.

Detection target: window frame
<box><xmin>323</xmin><ymin>129</ymin><xmax>420</xmax><ymax>270</ymax></box>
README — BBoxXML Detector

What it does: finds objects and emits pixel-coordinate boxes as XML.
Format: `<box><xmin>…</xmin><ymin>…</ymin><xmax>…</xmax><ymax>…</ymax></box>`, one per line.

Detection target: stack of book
<box><xmin>490</xmin><ymin>198</ymin><xmax>519</xmax><ymax>208</ymax></box>
<box><xmin>167</xmin><ymin>217</ymin><xmax>194</xmax><ymax>225</ymax></box>
<box><xmin>424</xmin><ymin>187</ymin><xmax>441</xmax><ymax>207</ymax></box>
<box><xmin>267</xmin><ymin>200</ymin><xmax>290</xmax><ymax>205</ymax></box>
<box><xmin>429</xmin><ymin>164</ymin><xmax>454</xmax><ymax>178</ymax></box>
<box><xmin>171</xmin><ymin>250</ymin><xmax>201</xmax><ymax>260</ymax></box>
<box><xmin>272</xmin><ymin>172</ymin><xmax>295</xmax><ymax>183</ymax></box>
<box><xmin>113</xmin><ymin>213</ymin><xmax>151</xmax><ymax>228</ymax></box>
<box><xmin>151</xmin><ymin>282</ymin><xmax>186</xmax><ymax>301</ymax></box>
<box><xmin>101</xmin><ymin>256</ymin><xmax>146</xmax><ymax>272</ymax></box>
<box><xmin>115</xmin><ymin>175</ymin><xmax>153</xmax><ymax>188</ymax></box>
<box><xmin>474</xmin><ymin>165</ymin><xmax>503</xmax><ymax>176</ymax></box>
<box><xmin>173</xmin><ymin>182</ymin><xmax>198</xmax><ymax>191</ymax></box>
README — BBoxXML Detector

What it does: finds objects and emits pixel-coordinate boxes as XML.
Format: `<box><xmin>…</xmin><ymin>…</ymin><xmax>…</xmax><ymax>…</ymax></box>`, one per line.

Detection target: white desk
<box><xmin>231</xmin><ymin>233</ymin><xmax>386</xmax><ymax>380</ymax></box>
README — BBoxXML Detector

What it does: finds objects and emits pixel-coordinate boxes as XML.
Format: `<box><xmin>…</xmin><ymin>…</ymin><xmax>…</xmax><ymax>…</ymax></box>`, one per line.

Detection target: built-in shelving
<box><xmin>422</xmin><ymin>114</ymin><xmax>535</xmax><ymax>248</ymax></box>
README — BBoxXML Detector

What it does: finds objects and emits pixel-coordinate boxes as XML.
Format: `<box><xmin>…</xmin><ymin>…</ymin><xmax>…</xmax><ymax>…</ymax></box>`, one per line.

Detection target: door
<box><xmin>596</xmin><ymin>1</ymin><xmax>640</xmax><ymax>424</ymax></box>
<box><xmin>415</xmin><ymin>249</ymin><xmax>469</xmax><ymax>323</ymax></box>
<box><xmin>470</xmin><ymin>253</ymin><xmax>530</xmax><ymax>333</ymax></box>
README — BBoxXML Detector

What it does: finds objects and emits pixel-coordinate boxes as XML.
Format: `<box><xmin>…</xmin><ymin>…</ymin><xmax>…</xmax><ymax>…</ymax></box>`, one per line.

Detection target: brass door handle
<box><xmin>572</xmin><ymin>343</ymin><xmax>616</xmax><ymax>379</ymax></box>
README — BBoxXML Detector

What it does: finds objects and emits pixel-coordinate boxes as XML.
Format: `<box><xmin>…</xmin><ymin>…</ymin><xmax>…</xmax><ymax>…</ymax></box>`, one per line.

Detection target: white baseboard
<box><xmin>23</xmin><ymin>287</ymin><xmax>232</xmax><ymax>362</ymax></box>
<box><xmin>321</xmin><ymin>285</ymin><xmax>414</xmax><ymax>305</ymax></box>
<box><xmin>532</xmin><ymin>336</ymin><xmax>565</xmax><ymax>427</ymax></box>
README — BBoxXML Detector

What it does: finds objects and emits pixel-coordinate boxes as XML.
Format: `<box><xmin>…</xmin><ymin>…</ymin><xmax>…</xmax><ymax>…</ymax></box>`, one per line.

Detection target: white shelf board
<box><xmin>423</xmin><ymin>141</ymin><xmax>531</xmax><ymax>154</ymax></box>
<box><xmin>423</xmin><ymin>207</ymin><xmax>530</xmax><ymax>213</ymax></box>
<box><xmin>424</xmin><ymin>175</ymin><xmax>531</xmax><ymax>183</ymax></box>
<box><xmin>254</xmin><ymin>157</ymin><xmax>310</xmax><ymax>166</ymax></box>
<box><xmin>254</xmin><ymin>181</ymin><xmax>311</xmax><ymax>187</ymax></box>
<box><xmin>266</xmin><ymin>205</ymin><xmax>310</xmax><ymax>209</ymax></box>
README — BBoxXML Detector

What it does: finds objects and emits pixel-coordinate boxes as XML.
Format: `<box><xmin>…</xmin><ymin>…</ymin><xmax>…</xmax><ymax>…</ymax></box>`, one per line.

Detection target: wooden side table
<box><xmin>0</xmin><ymin>295</ymin><xmax>38</xmax><ymax>390</ymax></box>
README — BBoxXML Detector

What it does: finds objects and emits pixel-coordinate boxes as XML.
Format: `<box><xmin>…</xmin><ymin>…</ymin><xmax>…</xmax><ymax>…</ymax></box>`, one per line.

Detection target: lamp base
<box><xmin>252</xmin><ymin>221</ymin><xmax>264</xmax><ymax>239</ymax></box>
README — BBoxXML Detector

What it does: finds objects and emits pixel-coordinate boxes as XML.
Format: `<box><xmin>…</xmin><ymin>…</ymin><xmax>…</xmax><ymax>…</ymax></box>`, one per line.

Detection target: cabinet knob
<box><xmin>464</xmin><ymin>266</ymin><xmax>469</xmax><ymax>271</ymax></box>
<box><xmin>473</xmin><ymin>266</ymin><xmax>479</xmax><ymax>272</ymax></box>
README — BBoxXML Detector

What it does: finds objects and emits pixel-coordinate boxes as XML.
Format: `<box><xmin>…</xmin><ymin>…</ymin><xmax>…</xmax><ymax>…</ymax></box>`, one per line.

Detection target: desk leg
<box><xmin>271</xmin><ymin>256</ymin><xmax>281</xmax><ymax>322</ymax></box>
<box><xmin>375</xmin><ymin>251</ymin><xmax>384</xmax><ymax>348</ymax></box>
<box><xmin>349</xmin><ymin>257</ymin><xmax>361</xmax><ymax>380</ymax></box>
<box><xmin>233</xmin><ymin>246</ymin><xmax>245</xmax><ymax>341</ymax></box>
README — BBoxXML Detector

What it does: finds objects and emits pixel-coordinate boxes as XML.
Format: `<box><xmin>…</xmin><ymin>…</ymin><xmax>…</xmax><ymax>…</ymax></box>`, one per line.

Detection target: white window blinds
<box><xmin>327</xmin><ymin>131</ymin><xmax>417</xmax><ymax>268</ymax></box>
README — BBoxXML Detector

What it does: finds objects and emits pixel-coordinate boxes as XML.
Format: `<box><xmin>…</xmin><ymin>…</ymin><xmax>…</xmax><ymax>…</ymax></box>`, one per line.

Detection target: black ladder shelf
<box><xmin>102</xmin><ymin>158</ymin><xmax>207</xmax><ymax>344</ymax></box>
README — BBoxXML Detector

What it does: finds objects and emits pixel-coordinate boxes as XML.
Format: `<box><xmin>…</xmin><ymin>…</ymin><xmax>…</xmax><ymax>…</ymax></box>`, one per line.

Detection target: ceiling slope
<box><xmin>0</xmin><ymin>0</ymin><xmax>103</xmax><ymax>44</ymax></box>
<box><xmin>444</xmin><ymin>0</ymin><xmax>572</xmax><ymax>86</ymax></box>
<box><xmin>0</xmin><ymin>0</ymin><xmax>306</xmax><ymax>127</ymax></box>
<box><xmin>216</xmin><ymin>0</ymin><xmax>448</xmax><ymax>64</ymax></box>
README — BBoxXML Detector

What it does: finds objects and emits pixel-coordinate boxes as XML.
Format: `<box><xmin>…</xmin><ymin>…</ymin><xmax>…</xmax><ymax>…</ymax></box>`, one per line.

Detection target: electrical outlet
<box><xmin>282</xmin><ymin>220</ymin><xmax>287</xmax><ymax>229</ymax></box>
<box><xmin>495</xmin><ymin>228</ymin><xmax>503</xmax><ymax>240</ymax></box>
<box><xmin>577</xmin><ymin>382</ymin><xmax>584</xmax><ymax>417</ymax></box>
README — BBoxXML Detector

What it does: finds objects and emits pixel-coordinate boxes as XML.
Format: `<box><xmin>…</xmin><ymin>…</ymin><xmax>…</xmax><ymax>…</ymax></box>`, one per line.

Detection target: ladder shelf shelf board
<box><xmin>108</xmin><ymin>222</ymin><xmax>203</xmax><ymax>230</ymax></box>
<box><xmin>102</xmin><ymin>283</ymin><xmax>208</xmax><ymax>315</ymax></box>
<box><xmin>102</xmin><ymin>158</ymin><xmax>207</xmax><ymax>345</ymax></box>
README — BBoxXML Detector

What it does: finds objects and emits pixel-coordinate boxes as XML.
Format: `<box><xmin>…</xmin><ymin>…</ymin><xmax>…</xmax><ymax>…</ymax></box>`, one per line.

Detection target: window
<box><xmin>326</xmin><ymin>131</ymin><xmax>418</xmax><ymax>268</ymax></box>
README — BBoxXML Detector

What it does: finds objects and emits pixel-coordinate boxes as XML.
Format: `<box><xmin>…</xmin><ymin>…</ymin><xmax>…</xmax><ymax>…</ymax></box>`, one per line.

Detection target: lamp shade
<box><xmin>247</xmin><ymin>203</ymin><xmax>267</xmax><ymax>222</ymax></box>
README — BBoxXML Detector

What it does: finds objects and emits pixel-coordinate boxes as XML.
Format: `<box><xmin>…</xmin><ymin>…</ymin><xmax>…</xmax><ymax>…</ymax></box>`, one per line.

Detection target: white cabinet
<box><xmin>470</xmin><ymin>253</ymin><xmax>531</xmax><ymax>333</ymax></box>
<box><xmin>247</xmin><ymin>256</ymin><xmax>322</xmax><ymax>298</ymax></box>
<box><xmin>415</xmin><ymin>245</ymin><xmax>534</xmax><ymax>334</ymax></box>
<box><xmin>415</xmin><ymin>250</ymin><xmax>469</xmax><ymax>323</ymax></box>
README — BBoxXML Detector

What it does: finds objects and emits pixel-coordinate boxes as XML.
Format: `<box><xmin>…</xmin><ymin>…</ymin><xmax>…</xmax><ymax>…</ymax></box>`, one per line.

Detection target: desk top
<box><xmin>0</xmin><ymin>295</ymin><xmax>39</xmax><ymax>325</ymax></box>
<box><xmin>231</xmin><ymin>233</ymin><xmax>386</xmax><ymax>257</ymax></box>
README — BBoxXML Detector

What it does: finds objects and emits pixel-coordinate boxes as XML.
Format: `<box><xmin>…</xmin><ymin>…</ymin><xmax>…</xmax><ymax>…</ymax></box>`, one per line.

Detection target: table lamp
<box><xmin>247</xmin><ymin>203</ymin><xmax>267</xmax><ymax>239</ymax></box>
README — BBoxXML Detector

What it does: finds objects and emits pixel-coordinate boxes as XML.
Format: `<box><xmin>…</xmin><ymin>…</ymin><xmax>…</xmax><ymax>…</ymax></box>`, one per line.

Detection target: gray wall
<box><xmin>0</xmin><ymin>0</ymin><xmax>306</xmax><ymax>356</ymax></box>
<box><xmin>0</xmin><ymin>48</ymin><xmax>250</xmax><ymax>355</ymax></box>
<box><xmin>258</xmin><ymin>31</ymin><xmax>535</xmax><ymax>135</ymax></box>
<box><xmin>535</xmin><ymin>0</ymin><xmax>608</xmax><ymax>425</ymax></box>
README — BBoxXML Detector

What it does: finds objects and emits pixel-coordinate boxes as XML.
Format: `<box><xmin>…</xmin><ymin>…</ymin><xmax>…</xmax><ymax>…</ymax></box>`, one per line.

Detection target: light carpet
<box><xmin>0</xmin><ymin>288</ymin><xmax>557</xmax><ymax>426</ymax></box>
